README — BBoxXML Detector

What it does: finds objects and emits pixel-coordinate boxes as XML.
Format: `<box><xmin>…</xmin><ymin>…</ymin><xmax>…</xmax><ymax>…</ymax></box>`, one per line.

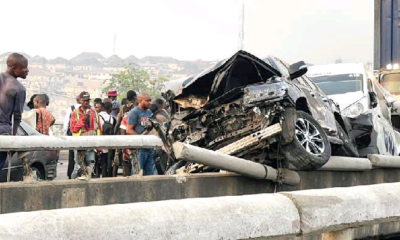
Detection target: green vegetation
<box><xmin>103</xmin><ymin>63</ymin><xmax>169</xmax><ymax>100</ymax></box>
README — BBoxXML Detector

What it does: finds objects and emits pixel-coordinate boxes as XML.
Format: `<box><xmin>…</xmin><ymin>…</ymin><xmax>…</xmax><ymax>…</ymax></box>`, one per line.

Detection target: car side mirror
<box><xmin>369</xmin><ymin>92</ymin><xmax>378</xmax><ymax>108</ymax></box>
<box><xmin>289</xmin><ymin>61</ymin><xmax>308</xmax><ymax>80</ymax></box>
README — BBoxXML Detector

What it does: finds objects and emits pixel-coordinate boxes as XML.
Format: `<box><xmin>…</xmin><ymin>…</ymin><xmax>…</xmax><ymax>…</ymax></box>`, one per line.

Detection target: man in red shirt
<box><xmin>70</xmin><ymin>91</ymin><xmax>102</xmax><ymax>179</ymax></box>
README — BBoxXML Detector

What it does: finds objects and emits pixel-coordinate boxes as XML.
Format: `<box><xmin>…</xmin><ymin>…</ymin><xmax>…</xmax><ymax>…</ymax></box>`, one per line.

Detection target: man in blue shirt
<box><xmin>126</xmin><ymin>93</ymin><xmax>158</xmax><ymax>175</ymax></box>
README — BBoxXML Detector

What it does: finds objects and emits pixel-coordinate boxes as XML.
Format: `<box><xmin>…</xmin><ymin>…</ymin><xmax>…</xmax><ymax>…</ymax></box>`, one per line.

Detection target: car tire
<box><xmin>31</xmin><ymin>166</ymin><xmax>45</xmax><ymax>180</ymax></box>
<box><xmin>334</xmin><ymin>121</ymin><xmax>359</xmax><ymax>157</ymax></box>
<box><xmin>283</xmin><ymin>111</ymin><xmax>331</xmax><ymax>170</ymax></box>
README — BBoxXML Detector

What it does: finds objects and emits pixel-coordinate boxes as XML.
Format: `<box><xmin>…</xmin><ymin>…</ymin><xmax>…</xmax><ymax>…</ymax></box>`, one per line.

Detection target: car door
<box><xmin>370</xmin><ymin>80</ymin><xmax>399</xmax><ymax>156</ymax></box>
<box><xmin>270</xmin><ymin>57</ymin><xmax>336</xmax><ymax>132</ymax></box>
<box><xmin>0</xmin><ymin>127</ymin><xmax>27</xmax><ymax>182</ymax></box>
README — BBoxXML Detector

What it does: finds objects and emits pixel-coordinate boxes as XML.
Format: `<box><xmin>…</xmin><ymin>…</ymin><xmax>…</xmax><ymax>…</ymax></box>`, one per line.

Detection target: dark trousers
<box><xmin>0</xmin><ymin>152</ymin><xmax>7</xmax><ymax>172</ymax></box>
<box><xmin>101</xmin><ymin>152</ymin><xmax>109</xmax><ymax>177</ymax></box>
<box><xmin>67</xmin><ymin>150</ymin><xmax>75</xmax><ymax>179</ymax></box>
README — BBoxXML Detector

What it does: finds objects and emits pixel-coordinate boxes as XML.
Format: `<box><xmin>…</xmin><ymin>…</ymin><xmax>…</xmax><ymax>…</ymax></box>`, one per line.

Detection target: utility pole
<box><xmin>112</xmin><ymin>31</ymin><xmax>117</xmax><ymax>56</ymax></box>
<box><xmin>237</xmin><ymin>0</ymin><xmax>245</xmax><ymax>51</ymax></box>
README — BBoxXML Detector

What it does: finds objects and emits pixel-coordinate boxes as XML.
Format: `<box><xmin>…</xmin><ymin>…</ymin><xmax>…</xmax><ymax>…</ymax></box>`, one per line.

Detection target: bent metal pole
<box><xmin>173</xmin><ymin>142</ymin><xmax>300</xmax><ymax>185</ymax></box>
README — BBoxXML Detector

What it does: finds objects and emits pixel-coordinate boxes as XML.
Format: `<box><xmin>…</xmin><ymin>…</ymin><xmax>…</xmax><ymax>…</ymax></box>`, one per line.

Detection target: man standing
<box><xmin>63</xmin><ymin>95</ymin><xmax>81</xmax><ymax>179</ymax></box>
<box><xmin>126</xmin><ymin>93</ymin><xmax>157</xmax><ymax>175</ymax></box>
<box><xmin>115</xmin><ymin>90</ymin><xmax>137</xmax><ymax>176</ymax></box>
<box><xmin>0</xmin><ymin>53</ymin><xmax>28</xmax><ymax>172</ymax></box>
<box><xmin>70</xmin><ymin>91</ymin><xmax>102</xmax><ymax>179</ymax></box>
<box><xmin>96</xmin><ymin>101</ymin><xmax>115</xmax><ymax>177</ymax></box>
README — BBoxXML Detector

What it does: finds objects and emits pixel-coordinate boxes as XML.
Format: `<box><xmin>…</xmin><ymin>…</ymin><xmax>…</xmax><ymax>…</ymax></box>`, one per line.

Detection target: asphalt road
<box><xmin>56</xmin><ymin>151</ymin><xmax>123</xmax><ymax>180</ymax></box>
<box><xmin>56</xmin><ymin>151</ymin><xmax>69</xmax><ymax>180</ymax></box>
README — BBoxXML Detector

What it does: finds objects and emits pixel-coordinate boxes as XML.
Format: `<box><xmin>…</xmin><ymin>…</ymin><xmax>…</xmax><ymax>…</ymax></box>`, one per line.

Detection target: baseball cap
<box><xmin>112</xmin><ymin>100</ymin><xmax>120</xmax><ymax>110</ymax></box>
<box><xmin>79</xmin><ymin>91</ymin><xmax>91</xmax><ymax>101</ymax></box>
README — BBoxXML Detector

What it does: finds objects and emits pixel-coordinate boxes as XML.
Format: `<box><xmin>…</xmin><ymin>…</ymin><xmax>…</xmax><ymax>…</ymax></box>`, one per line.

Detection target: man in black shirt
<box><xmin>0</xmin><ymin>53</ymin><xmax>28</xmax><ymax>172</ymax></box>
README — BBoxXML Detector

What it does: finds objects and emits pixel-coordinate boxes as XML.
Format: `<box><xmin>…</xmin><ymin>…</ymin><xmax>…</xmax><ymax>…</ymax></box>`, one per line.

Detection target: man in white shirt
<box><xmin>63</xmin><ymin>95</ymin><xmax>81</xmax><ymax>179</ymax></box>
<box><xmin>95</xmin><ymin>101</ymin><xmax>116</xmax><ymax>177</ymax></box>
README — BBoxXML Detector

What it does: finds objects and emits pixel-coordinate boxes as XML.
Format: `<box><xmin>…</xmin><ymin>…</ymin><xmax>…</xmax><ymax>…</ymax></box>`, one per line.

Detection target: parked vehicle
<box><xmin>308</xmin><ymin>63</ymin><xmax>400</xmax><ymax>157</ymax></box>
<box><xmin>0</xmin><ymin>121</ymin><xmax>58</xmax><ymax>182</ymax></box>
<box><xmin>376</xmin><ymin>68</ymin><xmax>400</xmax><ymax>129</ymax></box>
<box><xmin>156</xmin><ymin>51</ymin><xmax>357</xmax><ymax>173</ymax></box>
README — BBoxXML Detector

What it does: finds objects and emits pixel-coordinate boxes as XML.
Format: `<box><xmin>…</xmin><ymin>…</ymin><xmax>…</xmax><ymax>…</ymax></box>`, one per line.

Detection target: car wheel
<box><xmin>333</xmin><ymin>121</ymin><xmax>359</xmax><ymax>157</ymax></box>
<box><xmin>31</xmin><ymin>166</ymin><xmax>45</xmax><ymax>180</ymax></box>
<box><xmin>283</xmin><ymin>111</ymin><xmax>331</xmax><ymax>170</ymax></box>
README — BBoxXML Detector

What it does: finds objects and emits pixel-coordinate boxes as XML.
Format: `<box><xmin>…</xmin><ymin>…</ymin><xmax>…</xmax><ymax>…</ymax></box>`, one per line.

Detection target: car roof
<box><xmin>307</xmin><ymin>63</ymin><xmax>366</xmax><ymax>77</ymax></box>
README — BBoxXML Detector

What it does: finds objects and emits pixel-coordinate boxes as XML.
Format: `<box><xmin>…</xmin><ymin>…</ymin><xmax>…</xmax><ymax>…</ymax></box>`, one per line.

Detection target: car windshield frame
<box><xmin>310</xmin><ymin>73</ymin><xmax>364</xmax><ymax>95</ymax></box>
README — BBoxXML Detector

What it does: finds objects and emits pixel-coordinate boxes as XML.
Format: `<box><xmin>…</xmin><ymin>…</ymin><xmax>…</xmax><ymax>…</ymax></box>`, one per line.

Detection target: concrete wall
<box><xmin>1</xmin><ymin>168</ymin><xmax>400</xmax><ymax>214</ymax></box>
<box><xmin>2</xmin><ymin>183</ymin><xmax>400</xmax><ymax>240</ymax></box>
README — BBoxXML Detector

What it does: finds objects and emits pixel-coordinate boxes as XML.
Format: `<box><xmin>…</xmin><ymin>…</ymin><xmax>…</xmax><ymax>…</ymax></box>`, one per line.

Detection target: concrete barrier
<box><xmin>0</xmin><ymin>194</ymin><xmax>300</xmax><ymax>240</ymax></box>
<box><xmin>282</xmin><ymin>182</ymin><xmax>400</xmax><ymax>234</ymax></box>
<box><xmin>1</xmin><ymin>183</ymin><xmax>400</xmax><ymax>239</ymax></box>
<box><xmin>2</xmin><ymin>167</ymin><xmax>400</xmax><ymax>214</ymax></box>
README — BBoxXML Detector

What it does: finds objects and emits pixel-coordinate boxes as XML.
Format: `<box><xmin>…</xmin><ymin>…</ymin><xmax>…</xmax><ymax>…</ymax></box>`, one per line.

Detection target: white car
<box><xmin>308</xmin><ymin>63</ymin><xmax>400</xmax><ymax>157</ymax></box>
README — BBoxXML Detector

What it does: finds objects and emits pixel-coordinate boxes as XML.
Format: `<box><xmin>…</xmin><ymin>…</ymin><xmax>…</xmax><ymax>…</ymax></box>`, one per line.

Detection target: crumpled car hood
<box><xmin>163</xmin><ymin>50</ymin><xmax>281</xmax><ymax>109</ymax></box>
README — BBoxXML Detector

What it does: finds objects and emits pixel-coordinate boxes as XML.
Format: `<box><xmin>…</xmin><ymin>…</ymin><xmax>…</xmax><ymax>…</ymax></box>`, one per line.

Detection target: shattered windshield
<box><xmin>381</xmin><ymin>73</ymin><xmax>400</xmax><ymax>95</ymax></box>
<box><xmin>310</xmin><ymin>73</ymin><xmax>363</xmax><ymax>95</ymax></box>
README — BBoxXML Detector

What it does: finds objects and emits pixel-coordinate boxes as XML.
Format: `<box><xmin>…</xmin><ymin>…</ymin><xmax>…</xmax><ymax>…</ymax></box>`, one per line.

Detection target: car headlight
<box><xmin>342</xmin><ymin>99</ymin><xmax>366</xmax><ymax>118</ymax></box>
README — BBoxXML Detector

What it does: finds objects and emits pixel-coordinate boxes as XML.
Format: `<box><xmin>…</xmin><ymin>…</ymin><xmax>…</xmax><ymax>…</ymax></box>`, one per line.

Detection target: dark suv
<box><xmin>158</xmin><ymin>51</ymin><xmax>357</xmax><ymax>173</ymax></box>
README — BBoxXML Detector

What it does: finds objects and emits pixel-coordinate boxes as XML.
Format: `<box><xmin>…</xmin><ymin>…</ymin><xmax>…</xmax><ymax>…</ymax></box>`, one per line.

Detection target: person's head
<box><xmin>154</xmin><ymin>98</ymin><xmax>165</xmax><ymax>109</ymax></box>
<box><xmin>127</xmin><ymin>90</ymin><xmax>137</xmax><ymax>103</ymax></box>
<box><xmin>33</xmin><ymin>94</ymin><xmax>47</xmax><ymax>108</ymax></box>
<box><xmin>95</xmin><ymin>102</ymin><xmax>105</xmax><ymax>113</ymax></box>
<box><xmin>137</xmin><ymin>93</ymin><xmax>152</xmax><ymax>110</ymax></box>
<box><xmin>103</xmin><ymin>98</ymin><xmax>111</xmax><ymax>103</ymax></box>
<box><xmin>27</xmin><ymin>94</ymin><xmax>38</xmax><ymax>109</ymax></box>
<box><xmin>6</xmin><ymin>53</ymin><xmax>29</xmax><ymax>79</ymax></box>
<box><xmin>121</xmin><ymin>98</ymin><xmax>128</xmax><ymax>106</ymax></box>
<box><xmin>112</xmin><ymin>100</ymin><xmax>120</xmax><ymax>114</ymax></box>
<box><xmin>43</xmin><ymin>94</ymin><xmax>50</xmax><ymax>106</ymax></box>
<box><xmin>107</xmin><ymin>90</ymin><xmax>118</xmax><ymax>101</ymax></box>
<box><xmin>104</xmin><ymin>101</ymin><xmax>113</xmax><ymax>114</ymax></box>
<box><xmin>79</xmin><ymin>91</ymin><xmax>91</xmax><ymax>109</ymax></box>
<box><xmin>93</xmin><ymin>98</ymin><xmax>102</xmax><ymax>105</ymax></box>
<box><xmin>149</xmin><ymin>104</ymin><xmax>159</xmax><ymax>113</ymax></box>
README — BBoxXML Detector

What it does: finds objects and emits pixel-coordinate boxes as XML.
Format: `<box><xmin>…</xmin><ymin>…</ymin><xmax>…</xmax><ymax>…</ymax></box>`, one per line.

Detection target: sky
<box><xmin>0</xmin><ymin>0</ymin><xmax>374</xmax><ymax>64</ymax></box>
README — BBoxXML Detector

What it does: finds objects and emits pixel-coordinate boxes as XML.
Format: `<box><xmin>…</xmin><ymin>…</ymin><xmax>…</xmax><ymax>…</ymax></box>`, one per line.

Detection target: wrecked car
<box><xmin>308</xmin><ymin>63</ymin><xmax>400</xmax><ymax>157</ymax></box>
<box><xmin>155</xmin><ymin>51</ymin><xmax>358</xmax><ymax>173</ymax></box>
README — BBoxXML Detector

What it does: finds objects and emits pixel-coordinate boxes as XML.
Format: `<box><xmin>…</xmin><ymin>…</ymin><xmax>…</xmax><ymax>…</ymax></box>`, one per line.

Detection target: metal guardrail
<box><xmin>0</xmin><ymin>135</ymin><xmax>163</xmax><ymax>151</ymax></box>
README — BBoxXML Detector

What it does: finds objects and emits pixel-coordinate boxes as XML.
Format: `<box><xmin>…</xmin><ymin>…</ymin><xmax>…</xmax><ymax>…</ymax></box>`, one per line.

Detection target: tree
<box><xmin>103</xmin><ymin>63</ymin><xmax>169</xmax><ymax>100</ymax></box>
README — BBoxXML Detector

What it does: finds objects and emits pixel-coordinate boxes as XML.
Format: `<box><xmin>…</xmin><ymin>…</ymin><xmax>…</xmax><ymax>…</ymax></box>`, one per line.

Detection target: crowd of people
<box><xmin>0</xmin><ymin>53</ymin><xmax>170</xmax><ymax>180</ymax></box>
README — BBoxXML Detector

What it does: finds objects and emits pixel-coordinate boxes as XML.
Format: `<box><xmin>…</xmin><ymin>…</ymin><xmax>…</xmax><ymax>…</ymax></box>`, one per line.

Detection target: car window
<box><xmin>17</xmin><ymin>126</ymin><xmax>27</xmax><ymax>136</ymax></box>
<box><xmin>19</xmin><ymin>121</ymin><xmax>42</xmax><ymax>136</ymax></box>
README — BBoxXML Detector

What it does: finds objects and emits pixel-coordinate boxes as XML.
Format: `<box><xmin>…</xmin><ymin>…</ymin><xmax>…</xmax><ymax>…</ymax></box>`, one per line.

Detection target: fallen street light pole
<box><xmin>0</xmin><ymin>135</ymin><xmax>163</xmax><ymax>151</ymax></box>
<box><xmin>173</xmin><ymin>142</ymin><xmax>300</xmax><ymax>185</ymax></box>
<box><xmin>368</xmin><ymin>154</ymin><xmax>400</xmax><ymax>168</ymax></box>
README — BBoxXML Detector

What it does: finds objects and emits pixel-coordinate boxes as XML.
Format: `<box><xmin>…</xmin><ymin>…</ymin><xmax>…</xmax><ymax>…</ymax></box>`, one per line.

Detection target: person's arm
<box><xmin>63</xmin><ymin>107</ymin><xmax>72</xmax><ymax>135</ymax></box>
<box><xmin>69</xmin><ymin>110</ymin><xmax>85</xmax><ymax>133</ymax></box>
<box><xmin>126</xmin><ymin>111</ymin><xmax>138</xmax><ymax>135</ymax></box>
<box><xmin>12</xmin><ymin>88</ymin><xmax>26</xmax><ymax>135</ymax></box>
